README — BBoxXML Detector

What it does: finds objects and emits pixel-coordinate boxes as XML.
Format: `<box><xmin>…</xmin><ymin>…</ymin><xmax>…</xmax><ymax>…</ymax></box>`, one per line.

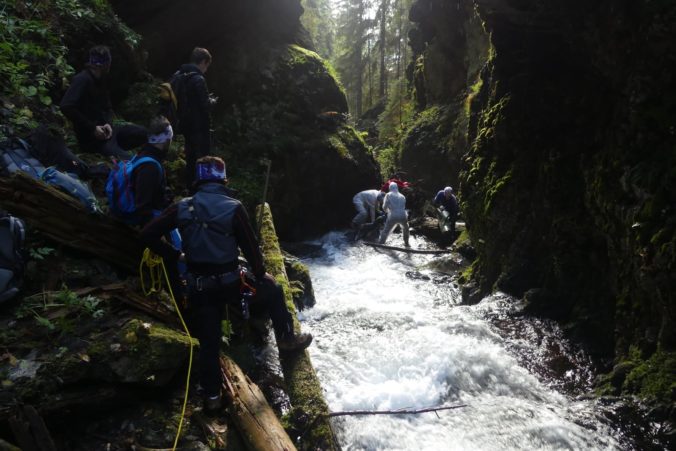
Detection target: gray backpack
<box><xmin>0</xmin><ymin>211</ymin><xmax>26</xmax><ymax>305</ymax></box>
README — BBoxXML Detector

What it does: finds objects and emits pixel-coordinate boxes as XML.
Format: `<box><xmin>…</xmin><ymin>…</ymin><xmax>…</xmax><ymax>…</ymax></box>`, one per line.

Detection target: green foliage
<box><xmin>221</xmin><ymin>320</ymin><xmax>233</xmax><ymax>345</ymax></box>
<box><xmin>378</xmin><ymin>77</ymin><xmax>415</xmax><ymax>142</ymax></box>
<box><xmin>300</xmin><ymin>0</ymin><xmax>335</xmax><ymax>59</ymax></box>
<box><xmin>28</xmin><ymin>246</ymin><xmax>56</xmax><ymax>261</ymax></box>
<box><xmin>622</xmin><ymin>349</ymin><xmax>676</xmax><ymax>401</ymax></box>
<box><xmin>376</xmin><ymin>145</ymin><xmax>399</xmax><ymax>177</ymax></box>
<box><xmin>16</xmin><ymin>286</ymin><xmax>107</xmax><ymax>333</ymax></box>
<box><xmin>0</xmin><ymin>0</ymin><xmax>141</xmax><ymax>140</ymax></box>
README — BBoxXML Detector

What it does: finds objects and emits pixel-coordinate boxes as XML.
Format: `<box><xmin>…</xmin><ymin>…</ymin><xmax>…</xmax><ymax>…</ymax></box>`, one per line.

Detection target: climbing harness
<box><xmin>139</xmin><ymin>249</ymin><xmax>193</xmax><ymax>451</ymax></box>
<box><xmin>239</xmin><ymin>269</ymin><xmax>257</xmax><ymax>320</ymax></box>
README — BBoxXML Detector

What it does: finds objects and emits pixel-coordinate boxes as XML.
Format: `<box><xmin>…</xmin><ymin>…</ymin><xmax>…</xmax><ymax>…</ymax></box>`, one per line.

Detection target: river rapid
<box><xmin>296</xmin><ymin>232</ymin><xmax>632</xmax><ymax>451</ymax></box>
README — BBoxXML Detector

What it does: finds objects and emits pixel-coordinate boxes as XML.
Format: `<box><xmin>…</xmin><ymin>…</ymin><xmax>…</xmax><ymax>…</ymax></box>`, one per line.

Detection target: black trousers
<box><xmin>184</xmin><ymin>130</ymin><xmax>211</xmax><ymax>188</ymax></box>
<box><xmin>188</xmin><ymin>276</ymin><xmax>293</xmax><ymax>397</ymax></box>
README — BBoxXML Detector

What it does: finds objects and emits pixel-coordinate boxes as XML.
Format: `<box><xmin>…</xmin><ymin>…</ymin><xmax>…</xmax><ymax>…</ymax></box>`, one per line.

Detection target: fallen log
<box><xmin>220</xmin><ymin>355</ymin><xmax>297</xmax><ymax>451</ymax></box>
<box><xmin>0</xmin><ymin>437</ymin><xmax>21</xmax><ymax>451</ymax></box>
<box><xmin>363</xmin><ymin>241</ymin><xmax>452</xmax><ymax>254</ymax></box>
<box><xmin>8</xmin><ymin>405</ymin><xmax>57</xmax><ymax>451</ymax></box>
<box><xmin>257</xmin><ymin>204</ymin><xmax>339</xmax><ymax>450</ymax></box>
<box><xmin>0</xmin><ymin>171</ymin><xmax>143</xmax><ymax>272</ymax></box>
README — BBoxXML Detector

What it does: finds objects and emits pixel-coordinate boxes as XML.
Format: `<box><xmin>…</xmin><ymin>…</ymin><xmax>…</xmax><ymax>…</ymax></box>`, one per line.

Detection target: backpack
<box><xmin>105</xmin><ymin>155</ymin><xmax>164</xmax><ymax>221</ymax></box>
<box><xmin>159</xmin><ymin>71</ymin><xmax>198</xmax><ymax>134</ymax></box>
<box><xmin>0</xmin><ymin>211</ymin><xmax>26</xmax><ymax>305</ymax></box>
<box><xmin>0</xmin><ymin>138</ymin><xmax>46</xmax><ymax>179</ymax></box>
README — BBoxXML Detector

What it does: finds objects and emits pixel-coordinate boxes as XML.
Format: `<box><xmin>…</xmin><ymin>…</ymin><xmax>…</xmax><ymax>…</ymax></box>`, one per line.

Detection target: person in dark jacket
<box><xmin>172</xmin><ymin>47</ymin><xmax>214</xmax><ymax>188</ymax></box>
<box><xmin>60</xmin><ymin>45</ymin><xmax>146</xmax><ymax>159</ymax></box>
<box><xmin>140</xmin><ymin>156</ymin><xmax>312</xmax><ymax>413</ymax></box>
<box><xmin>131</xmin><ymin>116</ymin><xmax>175</xmax><ymax>226</ymax></box>
<box><xmin>433</xmin><ymin>186</ymin><xmax>459</xmax><ymax>235</ymax></box>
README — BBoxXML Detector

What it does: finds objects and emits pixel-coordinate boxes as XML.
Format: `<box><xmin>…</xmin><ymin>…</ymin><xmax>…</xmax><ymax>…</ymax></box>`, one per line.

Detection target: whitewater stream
<box><xmin>296</xmin><ymin>232</ymin><xmax>631</xmax><ymax>451</ymax></box>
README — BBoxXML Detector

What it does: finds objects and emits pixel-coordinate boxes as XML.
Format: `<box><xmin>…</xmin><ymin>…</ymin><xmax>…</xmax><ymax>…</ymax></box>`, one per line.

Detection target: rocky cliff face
<box><xmin>406</xmin><ymin>0</ymin><xmax>675</xmax><ymax>404</ymax></box>
<box><xmin>111</xmin><ymin>0</ymin><xmax>380</xmax><ymax>239</ymax></box>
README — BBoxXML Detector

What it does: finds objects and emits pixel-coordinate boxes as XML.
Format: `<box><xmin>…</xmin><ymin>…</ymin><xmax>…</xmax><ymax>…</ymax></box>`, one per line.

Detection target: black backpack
<box><xmin>0</xmin><ymin>210</ymin><xmax>26</xmax><ymax>305</ymax></box>
<box><xmin>158</xmin><ymin>71</ymin><xmax>199</xmax><ymax>134</ymax></box>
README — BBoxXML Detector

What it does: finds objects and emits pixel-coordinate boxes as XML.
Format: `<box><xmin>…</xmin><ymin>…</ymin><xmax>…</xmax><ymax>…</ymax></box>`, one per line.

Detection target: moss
<box><xmin>256</xmin><ymin>204</ymin><xmax>338</xmax><ymax>450</ymax></box>
<box><xmin>327</xmin><ymin>135</ymin><xmax>349</xmax><ymax>158</ymax></box>
<box><xmin>483</xmin><ymin>168</ymin><xmax>513</xmax><ymax>215</ymax></box>
<box><xmin>286</xmin><ymin>44</ymin><xmax>346</xmax><ymax>98</ymax></box>
<box><xmin>623</xmin><ymin>350</ymin><xmax>676</xmax><ymax>401</ymax></box>
<box><xmin>464</xmin><ymin>77</ymin><xmax>484</xmax><ymax>117</ymax></box>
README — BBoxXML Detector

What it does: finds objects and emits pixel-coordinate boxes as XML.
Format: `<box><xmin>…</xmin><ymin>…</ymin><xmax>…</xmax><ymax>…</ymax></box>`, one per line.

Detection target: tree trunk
<box><xmin>0</xmin><ymin>172</ymin><xmax>143</xmax><ymax>272</ymax></box>
<box><xmin>379</xmin><ymin>0</ymin><xmax>390</xmax><ymax>99</ymax></box>
<box><xmin>220</xmin><ymin>355</ymin><xmax>297</xmax><ymax>451</ymax></box>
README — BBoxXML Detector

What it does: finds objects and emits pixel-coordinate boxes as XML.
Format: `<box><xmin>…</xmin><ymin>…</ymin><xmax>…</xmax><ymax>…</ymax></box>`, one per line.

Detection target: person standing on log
<box><xmin>60</xmin><ymin>45</ymin><xmax>146</xmax><ymax>159</ymax></box>
<box><xmin>170</xmin><ymin>47</ymin><xmax>215</xmax><ymax>189</ymax></box>
<box><xmin>433</xmin><ymin>186</ymin><xmax>459</xmax><ymax>235</ymax></box>
<box><xmin>378</xmin><ymin>182</ymin><xmax>410</xmax><ymax>247</ymax></box>
<box><xmin>140</xmin><ymin>156</ymin><xmax>313</xmax><ymax>413</ymax></box>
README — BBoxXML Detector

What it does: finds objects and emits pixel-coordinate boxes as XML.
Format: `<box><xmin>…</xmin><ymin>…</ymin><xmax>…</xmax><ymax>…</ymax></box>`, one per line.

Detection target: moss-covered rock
<box><xmin>111</xmin><ymin>0</ymin><xmax>380</xmax><ymax>239</ymax></box>
<box><xmin>399</xmin><ymin>0</ymin><xmax>676</xmax><ymax>414</ymax></box>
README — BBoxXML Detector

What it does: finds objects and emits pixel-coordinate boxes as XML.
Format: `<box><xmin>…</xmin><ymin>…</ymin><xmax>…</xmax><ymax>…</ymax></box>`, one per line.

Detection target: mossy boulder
<box><xmin>112</xmin><ymin>1</ymin><xmax>379</xmax><ymax>238</ymax></box>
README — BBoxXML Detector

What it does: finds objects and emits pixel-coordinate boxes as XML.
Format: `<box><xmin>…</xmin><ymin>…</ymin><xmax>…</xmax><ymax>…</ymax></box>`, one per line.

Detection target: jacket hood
<box><xmin>179</xmin><ymin>63</ymin><xmax>203</xmax><ymax>74</ymax></box>
<box><xmin>389</xmin><ymin>182</ymin><xmax>399</xmax><ymax>193</ymax></box>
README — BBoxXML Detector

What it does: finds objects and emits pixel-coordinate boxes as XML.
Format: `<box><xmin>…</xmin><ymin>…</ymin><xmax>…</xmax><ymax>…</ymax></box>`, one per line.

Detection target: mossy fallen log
<box><xmin>256</xmin><ymin>203</ymin><xmax>339</xmax><ymax>451</ymax></box>
<box><xmin>0</xmin><ymin>171</ymin><xmax>142</xmax><ymax>272</ymax></box>
<box><xmin>220</xmin><ymin>355</ymin><xmax>297</xmax><ymax>451</ymax></box>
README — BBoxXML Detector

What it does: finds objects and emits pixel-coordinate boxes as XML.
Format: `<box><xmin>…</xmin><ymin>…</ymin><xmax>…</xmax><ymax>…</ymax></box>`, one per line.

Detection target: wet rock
<box><xmin>609</xmin><ymin>362</ymin><xmax>636</xmax><ymax>391</ymax></box>
<box><xmin>461</xmin><ymin>280</ymin><xmax>483</xmax><ymax>305</ymax></box>
<box><xmin>283</xmin><ymin>252</ymin><xmax>316</xmax><ymax>310</ymax></box>
<box><xmin>406</xmin><ymin>271</ymin><xmax>431</xmax><ymax>281</ymax></box>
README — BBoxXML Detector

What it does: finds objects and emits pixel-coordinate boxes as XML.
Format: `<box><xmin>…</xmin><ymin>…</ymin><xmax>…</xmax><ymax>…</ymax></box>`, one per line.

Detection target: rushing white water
<box><xmin>298</xmin><ymin>232</ymin><xmax>624</xmax><ymax>451</ymax></box>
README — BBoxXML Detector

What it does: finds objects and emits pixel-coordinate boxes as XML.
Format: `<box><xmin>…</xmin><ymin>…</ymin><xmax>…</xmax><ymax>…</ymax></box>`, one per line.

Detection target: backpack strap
<box><xmin>131</xmin><ymin>156</ymin><xmax>164</xmax><ymax>178</ymax></box>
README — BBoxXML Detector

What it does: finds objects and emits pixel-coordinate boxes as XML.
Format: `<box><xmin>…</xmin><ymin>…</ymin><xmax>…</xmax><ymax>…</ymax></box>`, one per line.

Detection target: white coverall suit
<box><xmin>352</xmin><ymin>189</ymin><xmax>381</xmax><ymax>227</ymax></box>
<box><xmin>378</xmin><ymin>182</ymin><xmax>409</xmax><ymax>246</ymax></box>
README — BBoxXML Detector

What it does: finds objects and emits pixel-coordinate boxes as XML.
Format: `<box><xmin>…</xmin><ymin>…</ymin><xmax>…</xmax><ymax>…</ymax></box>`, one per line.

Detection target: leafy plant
<box><xmin>15</xmin><ymin>286</ymin><xmax>107</xmax><ymax>332</ymax></box>
<box><xmin>221</xmin><ymin>320</ymin><xmax>233</xmax><ymax>345</ymax></box>
<box><xmin>28</xmin><ymin>246</ymin><xmax>56</xmax><ymax>261</ymax></box>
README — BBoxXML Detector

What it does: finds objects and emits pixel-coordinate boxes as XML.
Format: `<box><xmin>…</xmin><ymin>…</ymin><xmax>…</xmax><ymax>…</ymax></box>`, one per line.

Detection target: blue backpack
<box><xmin>106</xmin><ymin>155</ymin><xmax>163</xmax><ymax>220</ymax></box>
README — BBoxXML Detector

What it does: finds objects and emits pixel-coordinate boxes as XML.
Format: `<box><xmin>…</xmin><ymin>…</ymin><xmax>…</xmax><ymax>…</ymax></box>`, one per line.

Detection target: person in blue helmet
<box><xmin>140</xmin><ymin>156</ymin><xmax>312</xmax><ymax>414</ymax></box>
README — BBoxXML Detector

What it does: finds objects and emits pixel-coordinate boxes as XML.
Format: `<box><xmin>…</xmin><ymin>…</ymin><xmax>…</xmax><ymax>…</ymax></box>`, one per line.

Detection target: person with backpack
<box><xmin>140</xmin><ymin>156</ymin><xmax>313</xmax><ymax>414</ymax></box>
<box><xmin>106</xmin><ymin>116</ymin><xmax>173</xmax><ymax>226</ymax></box>
<box><xmin>167</xmin><ymin>47</ymin><xmax>215</xmax><ymax>189</ymax></box>
<box><xmin>60</xmin><ymin>45</ymin><xmax>146</xmax><ymax>159</ymax></box>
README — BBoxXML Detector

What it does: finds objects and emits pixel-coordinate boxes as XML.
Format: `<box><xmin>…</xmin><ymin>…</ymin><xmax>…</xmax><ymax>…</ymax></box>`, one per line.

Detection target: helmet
<box><xmin>444</xmin><ymin>186</ymin><xmax>453</xmax><ymax>196</ymax></box>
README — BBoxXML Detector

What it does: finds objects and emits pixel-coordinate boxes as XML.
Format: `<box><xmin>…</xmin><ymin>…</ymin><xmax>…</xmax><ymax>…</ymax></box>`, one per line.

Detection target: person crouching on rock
<box><xmin>60</xmin><ymin>45</ymin><xmax>146</xmax><ymax>159</ymax></box>
<box><xmin>140</xmin><ymin>156</ymin><xmax>313</xmax><ymax>413</ymax></box>
<box><xmin>433</xmin><ymin>186</ymin><xmax>459</xmax><ymax>236</ymax></box>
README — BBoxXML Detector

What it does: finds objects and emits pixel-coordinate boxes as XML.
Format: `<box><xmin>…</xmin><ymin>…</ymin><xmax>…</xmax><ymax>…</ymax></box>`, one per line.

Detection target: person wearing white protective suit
<box><xmin>351</xmin><ymin>189</ymin><xmax>384</xmax><ymax>228</ymax></box>
<box><xmin>378</xmin><ymin>182</ymin><xmax>409</xmax><ymax>247</ymax></box>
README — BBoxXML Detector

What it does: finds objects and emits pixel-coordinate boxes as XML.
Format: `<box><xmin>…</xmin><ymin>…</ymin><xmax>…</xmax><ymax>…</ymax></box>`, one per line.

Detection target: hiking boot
<box><xmin>204</xmin><ymin>393</ymin><xmax>222</xmax><ymax>416</ymax></box>
<box><xmin>277</xmin><ymin>332</ymin><xmax>313</xmax><ymax>353</ymax></box>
